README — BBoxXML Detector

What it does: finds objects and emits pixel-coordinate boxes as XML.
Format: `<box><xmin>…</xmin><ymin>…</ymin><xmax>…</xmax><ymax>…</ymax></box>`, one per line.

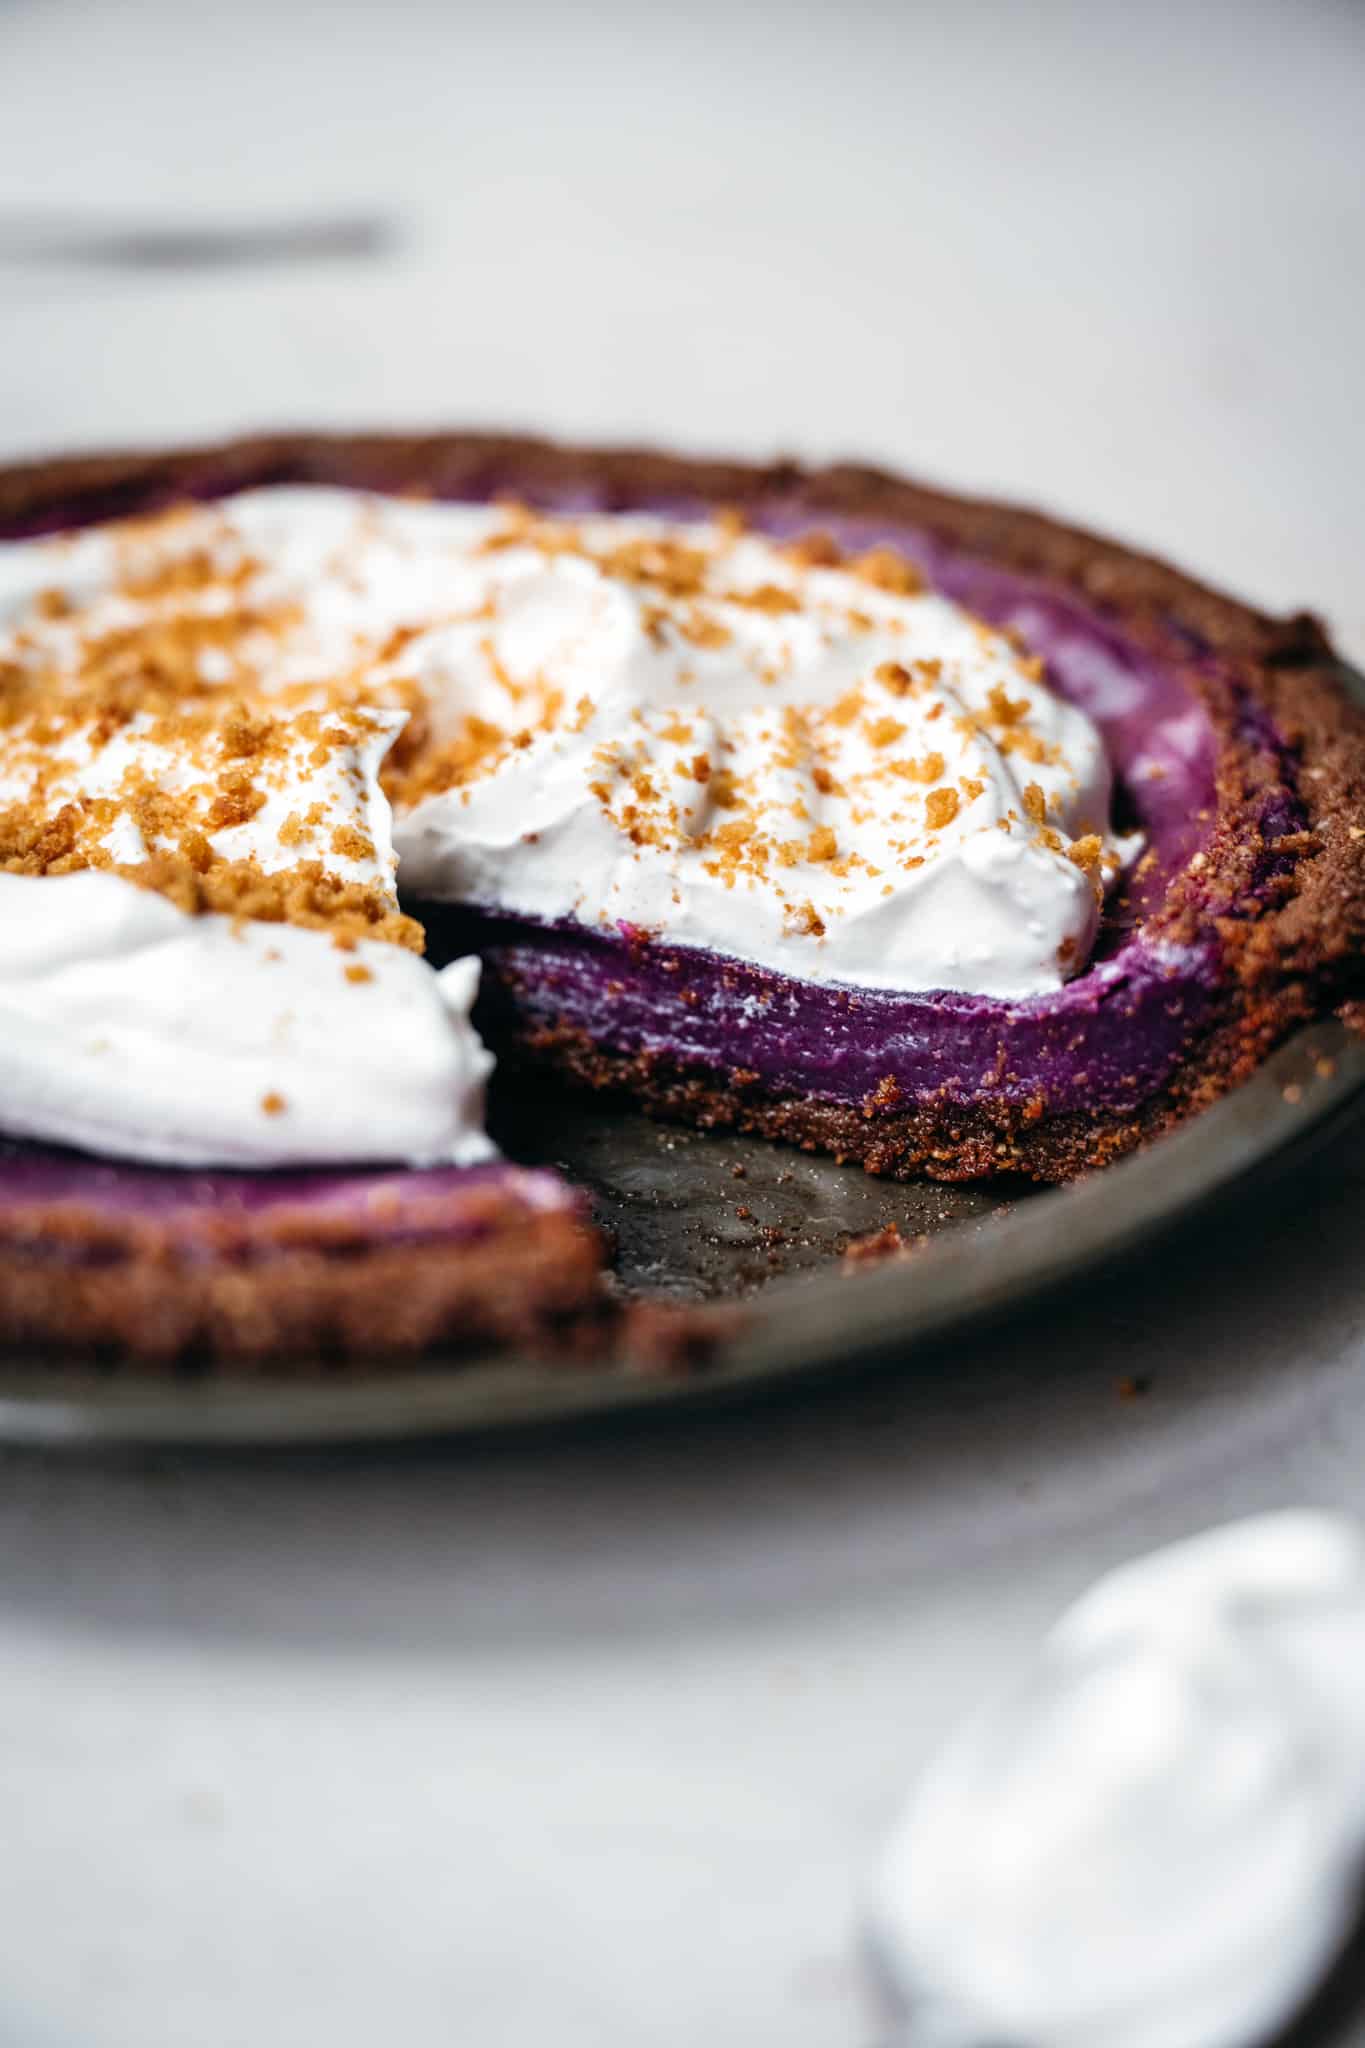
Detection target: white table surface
<box><xmin>1</xmin><ymin>4</ymin><xmax>1364</xmax><ymax>2043</ymax></box>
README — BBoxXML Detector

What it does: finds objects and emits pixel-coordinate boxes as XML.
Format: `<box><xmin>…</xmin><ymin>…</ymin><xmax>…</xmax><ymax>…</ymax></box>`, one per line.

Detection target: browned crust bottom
<box><xmin>515</xmin><ymin>1024</ymin><xmax>1153</xmax><ymax>1182</ymax></box>
<box><xmin>1</xmin><ymin>430</ymin><xmax>1363</xmax><ymax>1361</ymax></box>
<box><xmin>0</xmin><ymin>1203</ymin><xmax>607</xmax><ymax>1366</ymax></box>
<box><xmin>500</xmin><ymin>1002</ymin><xmax>1284</xmax><ymax>1186</ymax></box>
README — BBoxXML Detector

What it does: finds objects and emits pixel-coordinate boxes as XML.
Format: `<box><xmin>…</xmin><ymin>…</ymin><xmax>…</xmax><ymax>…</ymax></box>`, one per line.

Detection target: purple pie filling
<box><xmin>425</xmin><ymin>907</ymin><xmax>1217</xmax><ymax>1120</ymax></box>
<box><xmin>0</xmin><ymin>1148</ymin><xmax>577</xmax><ymax>1265</ymax></box>
<box><xmin>414</xmin><ymin>498</ymin><xmax>1296</xmax><ymax>1123</ymax></box>
<box><xmin>0</xmin><ymin>465</ymin><xmax>1301</xmax><ymax>1222</ymax></box>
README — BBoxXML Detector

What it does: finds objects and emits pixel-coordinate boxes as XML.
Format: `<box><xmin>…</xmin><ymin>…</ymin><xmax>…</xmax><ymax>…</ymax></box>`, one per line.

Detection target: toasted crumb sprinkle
<box><xmin>781</xmin><ymin>531</ymin><xmax>843</xmax><ymax>569</ymax></box>
<box><xmin>0</xmin><ymin>495</ymin><xmax>1113</xmax><ymax>972</ymax></box>
<box><xmin>987</xmin><ymin>682</ymin><xmax>1031</xmax><ymax>726</ymax></box>
<box><xmin>852</xmin><ymin>547</ymin><xmax>925</xmax><ymax>595</ymax></box>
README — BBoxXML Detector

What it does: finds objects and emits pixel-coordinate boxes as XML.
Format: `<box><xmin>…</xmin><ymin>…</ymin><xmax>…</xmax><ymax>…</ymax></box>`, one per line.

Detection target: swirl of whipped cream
<box><xmin>0</xmin><ymin>872</ymin><xmax>495</xmax><ymax>1168</ymax></box>
<box><xmin>382</xmin><ymin>507</ymin><xmax>1134</xmax><ymax>1000</ymax></box>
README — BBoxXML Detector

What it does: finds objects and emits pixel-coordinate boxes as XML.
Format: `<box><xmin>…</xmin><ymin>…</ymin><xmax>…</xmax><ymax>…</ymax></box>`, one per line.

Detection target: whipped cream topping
<box><xmin>2</xmin><ymin>488</ymin><xmax>1136</xmax><ymax>999</ymax></box>
<box><xmin>871</xmin><ymin>1512</ymin><xmax>1365</xmax><ymax>2048</ymax></box>
<box><xmin>392</xmin><ymin>514</ymin><xmax>1130</xmax><ymax>997</ymax></box>
<box><xmin>0</xmin><ymin>486</ymin><xmax>1138</xmax><ymax>1165</ymax></box>
<box><xmin>0</xmin><ymin>872</ymin><xmax>494</xmax><ymax>1168</ymax></box>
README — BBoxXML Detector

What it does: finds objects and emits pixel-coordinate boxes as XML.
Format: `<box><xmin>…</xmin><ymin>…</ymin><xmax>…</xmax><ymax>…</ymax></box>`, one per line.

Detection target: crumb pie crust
<box><xmin>1</xmin><ymin>431</ymin><xmax>1362</xmax><ymax>1362</ymax></box>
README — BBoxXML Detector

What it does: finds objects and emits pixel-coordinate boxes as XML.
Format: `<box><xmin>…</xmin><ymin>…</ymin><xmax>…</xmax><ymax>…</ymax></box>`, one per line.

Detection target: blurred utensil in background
<box><xmin>0</xmin><ymin>208</ymin><xmax>398</xmax><ymax>270</ymax></box>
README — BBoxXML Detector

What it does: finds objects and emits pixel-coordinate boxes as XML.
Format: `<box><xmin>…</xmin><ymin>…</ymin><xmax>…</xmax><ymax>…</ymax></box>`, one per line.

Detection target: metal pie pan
<box><xmin>0</xmin><ymin>1012</ymin><xmax>1360</xmax><ymax>1451</ymax></box>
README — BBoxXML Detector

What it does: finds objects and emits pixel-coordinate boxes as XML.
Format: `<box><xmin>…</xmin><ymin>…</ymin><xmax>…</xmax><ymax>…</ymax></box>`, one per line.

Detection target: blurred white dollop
<box><xmin>871</xmin><ymin>1511</ymin><xmax>1365</xmax><ymax>2048</ymax></box>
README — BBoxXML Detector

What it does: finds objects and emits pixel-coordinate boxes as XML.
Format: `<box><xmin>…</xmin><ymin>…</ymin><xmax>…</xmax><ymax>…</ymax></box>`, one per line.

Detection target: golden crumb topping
<box><xmin>0</xmin><ymin>491</ymin><xmax>1124</xmax><ymax>978</ymax></box>
<box><xmin>0</xmin><ymin>511</ymin><xmax>419</xmax><ymax>946</ymax></box>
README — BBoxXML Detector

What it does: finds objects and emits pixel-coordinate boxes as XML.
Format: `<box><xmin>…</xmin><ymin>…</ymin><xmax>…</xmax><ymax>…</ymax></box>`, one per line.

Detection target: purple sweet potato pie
<box><xmin>0</xmin><ymin>433</ymin><xmax>1360</xmax><ymax>1362</ymax></box>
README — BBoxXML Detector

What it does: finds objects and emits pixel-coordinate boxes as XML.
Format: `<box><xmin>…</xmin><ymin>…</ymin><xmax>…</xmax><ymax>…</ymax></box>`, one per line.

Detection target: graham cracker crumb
<box><xmin>925</xmin><ymin>787</ymin><xmax>960</xmax><ymax>831</ymax></box>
